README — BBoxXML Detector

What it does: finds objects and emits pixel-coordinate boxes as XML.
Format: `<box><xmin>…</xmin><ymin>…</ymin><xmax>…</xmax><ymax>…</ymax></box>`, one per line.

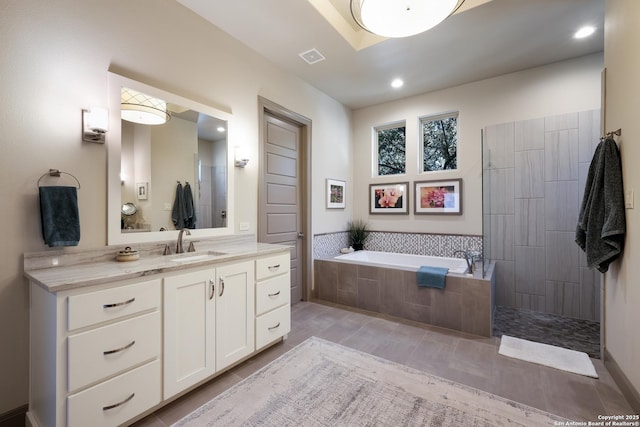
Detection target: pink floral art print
<box><xmin>369</xmin><ymin>183</ymin><xmax>409</xmax><ymax>214</ymax></box>
<box><xmin>414</xmin><ymin>179</ymin><xmax>462</xmax><ymax>215</ymax></box>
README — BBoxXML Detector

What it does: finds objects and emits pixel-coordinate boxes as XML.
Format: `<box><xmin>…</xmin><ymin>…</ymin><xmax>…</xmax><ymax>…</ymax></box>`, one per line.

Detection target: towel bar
<box><xmin>37</xmin><ymin>169</ymin><xmax>81</xmax><ymax>189</ymax></box>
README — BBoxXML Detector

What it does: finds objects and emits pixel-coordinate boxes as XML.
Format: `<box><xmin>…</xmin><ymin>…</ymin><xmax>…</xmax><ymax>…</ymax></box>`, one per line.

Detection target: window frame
<box><xmin>373</xmin><ymin>121</ymin><xmax>407</xmax><ymax>177</ymax></box>
<box><xmin>419</xmin><ymin>111</ymin><xmax>459</xmax><ymax>174</ymax></box>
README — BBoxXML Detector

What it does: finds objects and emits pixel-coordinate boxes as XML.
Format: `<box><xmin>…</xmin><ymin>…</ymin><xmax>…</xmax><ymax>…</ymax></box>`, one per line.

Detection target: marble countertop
<box><xmin>24</xmin><ymin>237</ymin><xmax>291</xmax><ymax>293</ymax></box>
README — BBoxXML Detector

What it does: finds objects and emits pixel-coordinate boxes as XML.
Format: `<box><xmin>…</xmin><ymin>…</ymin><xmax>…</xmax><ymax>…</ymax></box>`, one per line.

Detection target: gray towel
<box><xmin>184</xmin><ymin>182</ymin><xmax>197</xmax><ymax>229</ymax></box>
<box><xmin>172</xmin><ymin>182</ymin><xmax>186</xmax><ymax>229</ymax></box>
<box><xmin>39</xmin><ymin>186</ymin><xmax>80</xmax><ymax>247</ymax></box>
<box><xmin>575</xmin><ymin>137</ymin><xmax>626</xmax><ymax>273</ymax></box>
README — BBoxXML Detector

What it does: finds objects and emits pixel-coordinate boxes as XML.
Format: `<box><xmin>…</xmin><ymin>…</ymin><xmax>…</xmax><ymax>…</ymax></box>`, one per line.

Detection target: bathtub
<box><xmin>334</xmin><ymin>250</ymin><xmax>469</xmax><ymax>275</ymax></box>
<box><xmin>315</xmin><ymin>250</ymin><xmax>495</xmax><ymax>337</ymax></box>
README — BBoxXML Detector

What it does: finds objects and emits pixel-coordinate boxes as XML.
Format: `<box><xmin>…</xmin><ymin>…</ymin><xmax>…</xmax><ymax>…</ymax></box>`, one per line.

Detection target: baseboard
<box><xmin>0</xmin><ymin>405</ymin><xmax>26</xmax><ymax>427</ymax></box>
<box><xmin>604</xmin><ymin>348</ymin><xmax>640</xmax><ymax>413</ymax></box>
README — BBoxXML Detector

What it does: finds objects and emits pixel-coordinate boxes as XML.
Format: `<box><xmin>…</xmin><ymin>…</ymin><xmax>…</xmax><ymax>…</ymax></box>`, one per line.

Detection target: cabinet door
<box><xmin>216</xmin><ymin>261</ymin><xmax>255</xmax><ymax>371</ymax></box>
<box><xmin>163</xmin><ymin>269</ymin><xmax>216</xmax><ymax>399</ymax></box>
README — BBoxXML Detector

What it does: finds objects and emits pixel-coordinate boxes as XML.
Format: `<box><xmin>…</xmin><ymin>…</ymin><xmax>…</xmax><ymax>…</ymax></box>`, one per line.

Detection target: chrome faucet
<box><xmin>176</xmin><ymin>228</ymin><xmax>191</xmax><ymax>254</ymax></box>
<box><xmin>453</xmin><ymin>250</ymin><xmax>474</xmax><ymax>275</ymax></box>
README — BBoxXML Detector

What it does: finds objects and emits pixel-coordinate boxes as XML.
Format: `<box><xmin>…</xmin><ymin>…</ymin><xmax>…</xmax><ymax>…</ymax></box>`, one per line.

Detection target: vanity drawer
<box><xmin>256</xmin><ymin>274</ymin><xmax>290</xmax><ymax>316</ymax></box>
<box><xmin>256</xmin><ymin>253</ymin><xmax>290</xmax><ymax>281</ymax></box>
<box><xmin>68</xmin><ymin>278</ymin><xmax>161</xmax><ymax>331</ymax></box>
<box><xmin>67</xmin><ymin>359</ymin><xmax>161</xmax><ymax>427</ymax></box>
<box><xmin>256</xmin><ymin>304</ymin><xmax>290</xmax><ymax>350</ymax></box>
<box><xmin>68</xmin><ymin>311</ymin><xmax>160</xmax><ymax>392</ymax></box>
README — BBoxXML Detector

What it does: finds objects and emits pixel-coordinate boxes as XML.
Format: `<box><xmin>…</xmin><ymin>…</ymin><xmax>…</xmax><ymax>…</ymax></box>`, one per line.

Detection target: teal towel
<box><xmin>416</xmin><ymin>266</ymin><xmax>448</xmax><ymax>289</ymax></box>
<box><xmin>39</xmin><ymin>186</ymin><xmax>80</xmax><ymax>247</ymax></box>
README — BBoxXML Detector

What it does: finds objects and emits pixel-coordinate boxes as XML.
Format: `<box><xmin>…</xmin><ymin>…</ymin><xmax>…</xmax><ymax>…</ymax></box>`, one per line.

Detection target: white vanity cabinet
<box><xmin>163</xmin><ymin>260</ymin><xmax>255</xmax><ymax>399</ymax></box>
<box><xmin>255</xmin><ymin>253</ymin><xmax>291</xmax><ymax>350</ymax></box>
<box><xmin>28</xmin><ymin>278</ymin><xmax>162</xmax><ymax>427</ymax></box>
<box><xmin>26</xmin><ymin>246</ymin><xmax>290</xmax><ymax>427</ymax></box>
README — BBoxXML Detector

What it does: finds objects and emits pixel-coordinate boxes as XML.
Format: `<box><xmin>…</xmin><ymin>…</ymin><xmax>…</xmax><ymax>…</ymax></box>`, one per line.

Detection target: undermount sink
<box><xmin>169</xmin><ymin>251</ymin><xmax>228</xmax><ymax>263</ymax></box>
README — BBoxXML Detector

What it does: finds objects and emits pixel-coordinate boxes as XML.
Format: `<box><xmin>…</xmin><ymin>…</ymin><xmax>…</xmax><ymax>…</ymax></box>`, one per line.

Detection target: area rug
<box><xmin>499</xmin><ymin>335</ymin><xmax>598</xmax><ymax>378</ymax></box>
<box><xmin>173</xmin><ymin>337</ymin><xmax>567</xmax><ymax>426</ymax></box>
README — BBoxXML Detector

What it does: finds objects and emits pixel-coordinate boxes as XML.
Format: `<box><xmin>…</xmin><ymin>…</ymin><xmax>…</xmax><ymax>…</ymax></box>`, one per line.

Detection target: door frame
<box><xmin>258</xmin><ymin>96</ymin><xmax>312</xmax><ymax>302</ymax></box>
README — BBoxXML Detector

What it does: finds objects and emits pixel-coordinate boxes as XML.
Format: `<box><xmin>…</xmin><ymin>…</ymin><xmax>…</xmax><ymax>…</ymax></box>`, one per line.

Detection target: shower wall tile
<box><xmin>544</xmin><ymin>181</ymin><xmax>579</xmax><ymax>232</ymax></box>
<box><xmin>545</xmin><ymin>281</ymin><xmax>581</xmax><ymax>318</ymax></box>
<box><xmin>578</xmin><ymin>162</ymin><xmax>591</xmax><ymax>205</ymax></box>
<box><xmin>580</xmin><ymin>268</ymin><xmax>600</xmax><ymax>321</ymax></box>
<box><xmin>515</xmin><ymin>117</ymin><xmax>545</xmax><ymax>151</ymax></box>
<box><xmin>545</xmin><ymin>232</ymin><xmax>580</xmax><ymax>283</ymax></box>
<box><xmin>489</xmin><ymin>168</ymin><xmax>514</xmax><ymax>214</ymax></box>
<box><xmin>494</xmin><ymin>260</ymin><xmax>515</xmax><ymax>307</ymax></box>
<box><xmin>515</xmin><ymin>199</ymin><xmax>545</xmax><ymax>247</ymax></box>
<box><xmin>544</xmin><ymin>129</ymin><xmax>579</xmax><ymax>181</ymax></box>
<box><xmin>515</xmin><ymin>292</ymin><xmax>545</xmax><ymax>312</ymax></box>
<box><xmin>515</xmin><ymin>246</ymin><xmax>545</xmax><ymax>295</ymax></box>
<box><xmin>489</xmin><ymin>214</ymin><xmax>514</xmax><ymax>261</ymax></box>
<box><xmin>545</xmin><ymin>112</ymin><xmax>578</xmax><ymax>132</ymax></box>
<box><xmin>515</xmin><ymin>150</ymin><xmax>544</xmax><ymax>198</ymax></box>
<box><xmin>578</xmin><ymin>109</ymin><xmax>601</xmax><ymax>163</ymax></box>
<box><xmin>484</xmin><ymin>122</ymin><xmax>515</xmax><ymax>168</ymax></box>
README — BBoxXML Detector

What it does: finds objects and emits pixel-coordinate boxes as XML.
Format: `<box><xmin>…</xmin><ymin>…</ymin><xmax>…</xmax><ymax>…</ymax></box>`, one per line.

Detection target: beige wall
<box><xmin>352</xmin><ymin>54</ymin><xmax>603</xmax><ymax>235</ymax></box>
<box><xmin>604</xmin><ymin>0</ymin><xmax>640</xmax><ymax>402</ymax></box>
<box><xmin>0</xmin><ymin>0</ymin><xmax>351</xmax><ymax>413</ymax></box>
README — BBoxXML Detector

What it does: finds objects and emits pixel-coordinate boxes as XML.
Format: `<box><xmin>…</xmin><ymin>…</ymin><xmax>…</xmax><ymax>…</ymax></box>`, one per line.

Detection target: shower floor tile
<box><xmin>493</xmin><ymin>306</ymin><xmax>601</xmax><ymax>358</ymax></box>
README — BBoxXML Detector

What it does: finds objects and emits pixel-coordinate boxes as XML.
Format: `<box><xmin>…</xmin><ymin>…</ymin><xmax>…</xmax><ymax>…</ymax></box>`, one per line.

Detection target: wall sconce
<box><xmin>82</xmin><ymin>107</ymin><xmax>108</xmax><ymax>143</ymax></box>
<box><xmin>235</xmin><ymin>146</ymin><xmax>250</xmax><ymax>168</ymax></box>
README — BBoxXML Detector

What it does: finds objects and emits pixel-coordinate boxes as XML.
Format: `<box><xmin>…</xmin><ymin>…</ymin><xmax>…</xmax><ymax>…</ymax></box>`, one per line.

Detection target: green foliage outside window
<box><xmin>422</xmin><ymin>115</ymin><xmax>457</xmax><ymax>172</ymax></box>
<box><xmin>377</xmin><ymin>125</ymin><xmax>406</xmax><ymax>176</ymax></box>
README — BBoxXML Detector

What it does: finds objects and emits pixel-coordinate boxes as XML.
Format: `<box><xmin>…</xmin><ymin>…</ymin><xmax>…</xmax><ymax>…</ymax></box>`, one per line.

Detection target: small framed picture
<box><xmin>326</xmin><ymin>179</ymin><xmax>346</xmax><ymax>209</ymax></box>
<box><xmin>369</xmin><ymin>182</ymin><xmax>409</xmax><ymax>214</ymax></box>
<box><xmin>415</xmin><ymin>179</ymin><xmax>462</xmax><ymax>215</ymax></box>
<box><xmin>136</xmin><ymin>182</ymin><xmax>148</xmax><ymax>200</ymax></box>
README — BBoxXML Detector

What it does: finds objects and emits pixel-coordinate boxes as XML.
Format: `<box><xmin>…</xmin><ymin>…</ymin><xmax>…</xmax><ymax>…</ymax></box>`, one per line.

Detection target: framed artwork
<box><xmin>326</xmin><ymin>179</ymin><xmax>346</xmax><ymax>209</ymax></box>
<box><xmin>414</xmin><ymin>179</ymin><xmax>462</xmax><ymax>215</ymax></box>
<box><xmin>136</xmin><ymin>182</ymin><xmax>148</xmax><ymax>200</ymax></box>
<box><xmin>369</xmin><ymin>182</ymin><xmax>409</xmax><ymax>214</ymax></box>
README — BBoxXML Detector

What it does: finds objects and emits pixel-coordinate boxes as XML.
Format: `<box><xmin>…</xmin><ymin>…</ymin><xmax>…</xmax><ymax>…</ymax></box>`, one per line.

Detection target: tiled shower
<box><xmin>483</xmin><ymin>109</ymin><xmax>601</xmax><ymax>322</ymax></box>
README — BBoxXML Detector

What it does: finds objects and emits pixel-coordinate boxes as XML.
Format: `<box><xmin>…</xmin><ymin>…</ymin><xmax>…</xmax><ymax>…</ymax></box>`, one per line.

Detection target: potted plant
<box><xmin>347</xmin><ymin>220</ymin><xmax>370</xmax><ymax>251</ymax></box>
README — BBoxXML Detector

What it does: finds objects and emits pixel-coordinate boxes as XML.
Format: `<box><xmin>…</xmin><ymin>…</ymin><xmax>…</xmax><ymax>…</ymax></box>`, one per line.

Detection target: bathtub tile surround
<box><xmin>484</xmin><ymin>109</ymin><xmax>601</xmax><ymax>321</ymax></box>
<box><xmin>313</xmin><ymin>231</ymin><xmax>482</xmax><ymax>259</ymax></box>
<box><xmin>314</xmin><ymin>258</ymin><xmax>495</xmax><ymax>337</ymax></box>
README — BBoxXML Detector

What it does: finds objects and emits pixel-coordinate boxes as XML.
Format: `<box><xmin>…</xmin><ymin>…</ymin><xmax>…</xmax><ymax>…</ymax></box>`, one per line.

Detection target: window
<box><xmin>376</xmin><ymin>123</ymin><xmax>406</xmax><ymax>176</ymax></box>
<box><xmin>421</xmin><ymin>112</ymin><xmax>458</xmax><ymax>172</ymax></box>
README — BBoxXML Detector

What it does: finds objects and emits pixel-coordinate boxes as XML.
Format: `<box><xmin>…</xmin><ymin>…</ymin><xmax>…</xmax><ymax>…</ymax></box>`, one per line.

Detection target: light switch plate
<box><xmin>239</xmin><ymin>222</ymin><xmax>250</xmax><ymax>231</ymax></box>
<box><xmin>164</xmin><ymin>203</ymin><xmax>172</xmax><ymax>211</ymax></box>
<box><xmin>625</xmin><ymin>189</ymin><xmax>634</xmax><ymax>209</ymax></box>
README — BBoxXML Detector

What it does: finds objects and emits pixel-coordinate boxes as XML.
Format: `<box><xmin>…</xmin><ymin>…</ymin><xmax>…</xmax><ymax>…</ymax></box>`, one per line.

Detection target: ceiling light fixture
<box><xmin>391</xmin><ymin>78</ymin><xmax>404</xmax><ymax>88</ymax></box>
<box><xmin>121</xmin><ymin>87</ymin><xmax>171</xmax><ymax>125</ymax></box>
<box><xmin>574</xmin><ymin>26</ymin><xmax>596</xmax><ymax>39</ymax></box>
<box><xmin>351</xmin><ymin>0</ymin><xmax>465</xmax><ymax>38</ymax></box>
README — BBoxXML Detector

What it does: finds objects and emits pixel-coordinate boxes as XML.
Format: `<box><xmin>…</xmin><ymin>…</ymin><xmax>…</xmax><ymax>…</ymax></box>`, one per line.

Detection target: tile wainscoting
<box><xmin>313</xmin><ymin>231</ymin><xmax>483</xmax><ymax>260</ymax></box>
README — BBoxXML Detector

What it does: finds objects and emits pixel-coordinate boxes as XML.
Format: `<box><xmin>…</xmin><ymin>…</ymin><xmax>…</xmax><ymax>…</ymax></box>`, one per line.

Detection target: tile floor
<box><xmin>132</xmin><ymin>301</ymin><xmax>633</xmax><ymax>426</ymax></box>
<box><xmin>493</xmin><ymin>305</ymin><xmax>601</xmax><ymax>358</ymax></box>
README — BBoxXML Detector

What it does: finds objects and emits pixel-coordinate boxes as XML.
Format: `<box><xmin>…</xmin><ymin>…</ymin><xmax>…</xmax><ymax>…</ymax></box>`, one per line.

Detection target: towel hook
<box><xmin>37</xmin><ymin>169</ymin><xmax>81</xmax><ymax>189</ymax></box>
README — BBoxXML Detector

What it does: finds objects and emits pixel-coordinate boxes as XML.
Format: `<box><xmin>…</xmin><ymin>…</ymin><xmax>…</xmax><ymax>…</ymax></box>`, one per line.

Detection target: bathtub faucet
<box><xmin>453</xmin><ymin>250</ymin><xmax>474</xmax><ymax>275</ymax></box>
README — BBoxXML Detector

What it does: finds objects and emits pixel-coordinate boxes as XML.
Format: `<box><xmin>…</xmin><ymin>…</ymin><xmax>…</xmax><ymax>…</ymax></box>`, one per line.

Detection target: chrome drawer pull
<box><xmin>268</xmin><ymin>322</ymin><xmax>281</xmax><ymax>331</ymax></box>
<box><xmin>103</xmin><ymin>297</ymin><xmax>135</xmax><ymax>309</ymax></box>
<box><xmin>103</xmin><ymin>393</ymin><xmax>135</xmax><ymax>411</ymax></box>
<box><xmin>267</xmin><ymin>264</ymin><xmax>280</xmax><ymax>271</ymax></box>
<box><xmin>219</xmin><ymin>278</ymin><xmax>225</xmax><ymax>297</ymax></box>
<box><xmin>209</xmin><ymin>279</ymin><xmax>215</xmax><ymax>300</ymax></box>
<box><xmin>103</xmin><ymin>340</ymin><xmax>136</xmax><ymax>355</ymax></box>
<box><xmin>268</xmin><ymin>290</ymin><xmax>281</xmax><ymax>297</ymax></box>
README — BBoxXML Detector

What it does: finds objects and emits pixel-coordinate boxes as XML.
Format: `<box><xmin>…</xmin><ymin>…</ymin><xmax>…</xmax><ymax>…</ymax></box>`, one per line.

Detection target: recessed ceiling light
<box><xmin>391</xmin><ymin>78</ymin><xmax>404</xmax><ymax>89</ymax></box>
<box><xmin>574</xmin><ymin>26</ymin><xmax>596</xmax><ymax>39</ymax></box>
<box><xmin>217</xmin><ymin>126</ymin><xmax>225</xmax><ymax>132</ymax></box>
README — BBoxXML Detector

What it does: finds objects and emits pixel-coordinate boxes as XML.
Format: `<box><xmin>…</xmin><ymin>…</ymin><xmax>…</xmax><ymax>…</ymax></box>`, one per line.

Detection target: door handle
<box><xmin>298</xmin><ymin>232</ymin><xmax>304</xmax><ymax>238</ymax></box>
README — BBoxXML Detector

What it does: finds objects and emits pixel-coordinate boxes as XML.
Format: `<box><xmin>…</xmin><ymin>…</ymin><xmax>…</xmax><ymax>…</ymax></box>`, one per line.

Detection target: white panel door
<box><xmin>216</xmin><ymin>261</ymin><xmax>255</xmax><ymax>371</ymax></box>
<box><xmin>163</xmin><ymin>269</ymin><xmax>216</xmax><ymax>399</ymax></box>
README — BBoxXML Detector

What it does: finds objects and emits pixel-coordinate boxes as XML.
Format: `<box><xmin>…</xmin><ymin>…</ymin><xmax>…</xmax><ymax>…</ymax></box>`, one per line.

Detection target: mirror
<box><xmin>107</xmin><ymin>72</ymin><xmax>234</xmax><ymax>245</ymax></box>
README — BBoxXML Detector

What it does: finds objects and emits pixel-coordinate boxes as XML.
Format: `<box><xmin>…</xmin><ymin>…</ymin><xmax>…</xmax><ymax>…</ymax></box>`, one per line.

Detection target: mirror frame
<box><xmin>107</xmin><ymin>71</ymin><xmax>234</xmax><ymax>245</ymax></box>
